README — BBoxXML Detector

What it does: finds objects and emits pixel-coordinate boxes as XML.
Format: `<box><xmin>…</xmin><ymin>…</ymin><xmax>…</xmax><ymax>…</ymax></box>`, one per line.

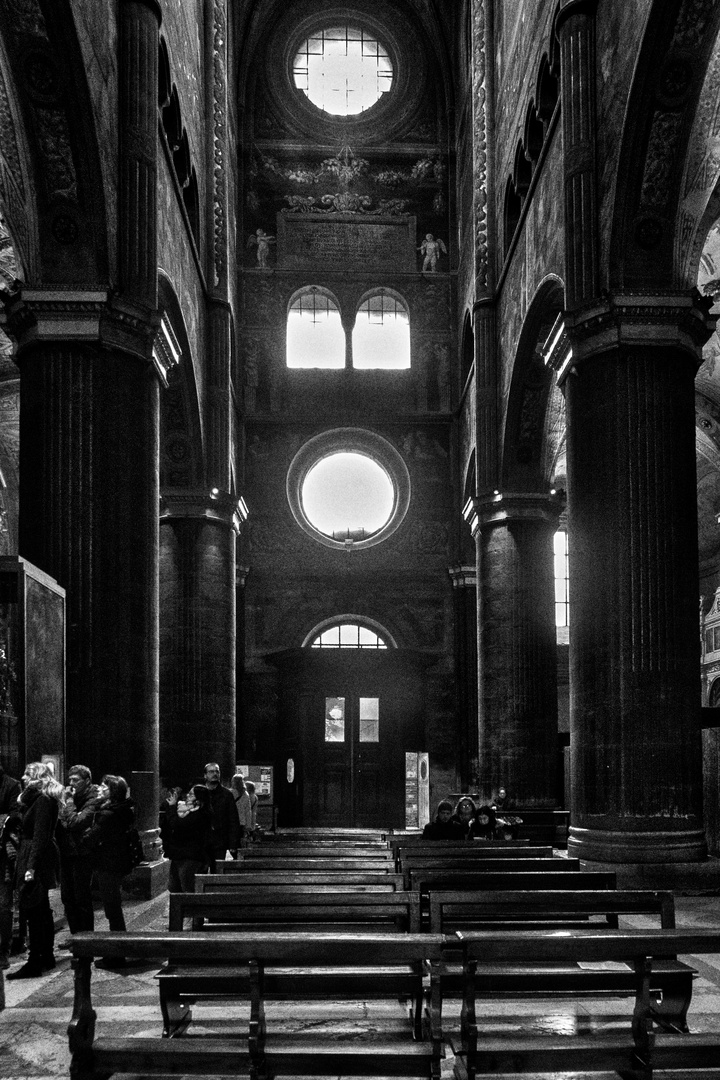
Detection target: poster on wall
<box><xmin>405</xmin><ymin>752</ymin><xmax>430</xmax><ymax>829</ymax></box>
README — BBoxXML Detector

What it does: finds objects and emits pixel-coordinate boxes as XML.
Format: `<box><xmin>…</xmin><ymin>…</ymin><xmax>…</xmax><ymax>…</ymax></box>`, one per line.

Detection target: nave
<box><xmin>0</xmin><ymin>858</ymin><xmax>719</xmax><ymax>1079</ymax></box>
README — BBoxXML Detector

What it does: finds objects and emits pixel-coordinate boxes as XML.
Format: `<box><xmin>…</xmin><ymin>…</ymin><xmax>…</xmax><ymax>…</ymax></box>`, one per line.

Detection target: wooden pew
<box><xmin>169</xmin><ymin>889</ymin><xmax>421</xmax><ymax>932</ymax></box>
<box><xmin>68</xmin><ymin>931</ymin><xmax>445</xmax><ymax>1079</ymax></box>
<box><xmin>398</xmin><ymin>855</ymin><xmax>579</xmax><ymax>888</ymax></box>
<box><xmin>389</xmin><ymin>834</ymin><xmax>533</xmax><ymax>850</ymax></box>
<box><xmin>429</xmin><ymin>889</ymin><xmax>694</xmax><ymax>1032</ymax></box>
<box><xmin>271</xmin><ymin>827</ymin><xmax>387</xmax><ymax>841</ymax></box>
<box><xmin>411</xmin><ymin>869</ymin><xmax>616</xmax><ymax>893</ymax></box>
<box><xmin>224</xmin><ymin>856</ymin><xmax>398</xmax><ymax>872</ymax></box>
<box><xmin>391</xmin><ymin>842</ymin><xmax>551</xmax><ymax>859</ymax></box>
<box><xmin>454</xmin><ymin>928</ymin><xmax>720</xmax><ymax>1080</ymax></box>
<box><xmin>240</xmin><ymin>844</ymin><xmax>395</xmax><ymax>860</ymax></box>
<box><xmin>195</xmin><ymin>871</ymin><xmax>407</xmax><ymax>892</ymax></box>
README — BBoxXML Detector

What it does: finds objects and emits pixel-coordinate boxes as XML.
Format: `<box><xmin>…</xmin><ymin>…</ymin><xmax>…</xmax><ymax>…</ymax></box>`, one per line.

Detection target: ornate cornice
<box><xmin>160</xmin><ymin>490</ymin><xmax>248</xmax><ymax>533</ymax></box>
<box><xmin>561</xmin><ymin>290</ymin><xmax>715</xmax><ymax>366</ymax></box>
<box><xmin>464</xmin><ymin>492</ymin><xmax>562</xmax><ymax>537</ymax></box>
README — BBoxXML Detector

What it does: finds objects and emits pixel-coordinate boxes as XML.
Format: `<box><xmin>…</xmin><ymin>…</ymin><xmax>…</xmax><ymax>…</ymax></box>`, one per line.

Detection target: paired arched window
<box><xmin>286</xmin><ymin>287</ymin><xmax>410</xmax><ymax>369</ymax></box>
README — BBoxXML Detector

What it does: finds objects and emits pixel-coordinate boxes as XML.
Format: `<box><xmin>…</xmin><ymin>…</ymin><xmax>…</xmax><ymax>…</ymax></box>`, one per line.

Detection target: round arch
<box><xmin>501</xmin><ymin>276</ymin><xmax>565</xmax><ymax>493</ymax></box>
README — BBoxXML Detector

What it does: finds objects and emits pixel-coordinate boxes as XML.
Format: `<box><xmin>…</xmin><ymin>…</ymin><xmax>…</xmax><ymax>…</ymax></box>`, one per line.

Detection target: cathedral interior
<box><xmin>0</xmin><ymin>0</ymin><xmax>717</xmax><ymax>875</ymax></box>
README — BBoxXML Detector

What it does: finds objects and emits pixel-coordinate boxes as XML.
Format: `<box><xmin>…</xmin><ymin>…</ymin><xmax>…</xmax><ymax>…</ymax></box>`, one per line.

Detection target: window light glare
<box><xmin>293</xmin><ymin>26</ymin><xmax>393</xmax><ymax>116</ymax></box>
<box><xmin>301</xmin><ymin>452</ymin><xmax>394</xmax><ymax>537</ymax></box>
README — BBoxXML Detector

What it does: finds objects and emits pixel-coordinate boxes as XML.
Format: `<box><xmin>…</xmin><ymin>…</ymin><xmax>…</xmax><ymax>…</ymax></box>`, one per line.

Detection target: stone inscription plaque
<box><xmin>277</xmin><ymin>213</ymin><xmax>416</xmax><ymax>271</ymax></box>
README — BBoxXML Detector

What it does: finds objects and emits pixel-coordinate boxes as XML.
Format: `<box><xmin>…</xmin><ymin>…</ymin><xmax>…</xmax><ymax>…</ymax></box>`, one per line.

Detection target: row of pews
<box><xmin>67</xmin><ymin>826</ymin><xmax>720</xmax><ymax>1080</ymax></box>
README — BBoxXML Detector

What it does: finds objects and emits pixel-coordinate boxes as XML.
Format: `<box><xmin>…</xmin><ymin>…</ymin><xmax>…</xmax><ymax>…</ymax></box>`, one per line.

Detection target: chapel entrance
<box><xmin>270</xmin><ymin>648</ymin><xmax>429</xmax><ymax>828</ymax></box>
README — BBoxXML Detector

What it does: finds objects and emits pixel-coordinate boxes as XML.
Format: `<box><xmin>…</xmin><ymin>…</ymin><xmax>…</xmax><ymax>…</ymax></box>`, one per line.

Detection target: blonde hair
<box><xmin>24</xmin><ymin>761</ymin><xmax>64</xmax><ymax>803</ymax></box>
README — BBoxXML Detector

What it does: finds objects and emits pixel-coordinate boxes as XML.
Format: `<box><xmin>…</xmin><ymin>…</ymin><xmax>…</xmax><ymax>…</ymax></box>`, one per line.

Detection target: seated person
<box><xmin>422</xmin><ymin>800</ymin><xmax>464</xmax><ymax>840</ymax></box>
<box><xmin>472</xmin><ymin>804</ymin><xmax>497</xmax><ymax>839</ymax></box>
<box><xmin>451</xmin><ymin>795</ymin><xmax>479</xmax><ymax>838</ymax></box>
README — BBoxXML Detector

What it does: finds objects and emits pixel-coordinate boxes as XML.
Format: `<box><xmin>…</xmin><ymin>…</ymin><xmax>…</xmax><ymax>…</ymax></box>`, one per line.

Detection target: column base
<box><xmin>568</xmin><ymin>825</ymin><xmax>708</xmax><ymax>863</ymax></box>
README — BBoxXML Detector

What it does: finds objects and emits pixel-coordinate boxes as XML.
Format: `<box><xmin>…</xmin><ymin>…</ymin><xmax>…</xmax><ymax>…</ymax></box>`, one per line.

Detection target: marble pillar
<box><xmin>467</xmin><ymin>493</ymin><xmax>560</xmax><ymax>806</ymax></box>
<box><xmin>159</xmin><ymin>494</ymin><xmax>244</xmax><ymax>786</ymax></box>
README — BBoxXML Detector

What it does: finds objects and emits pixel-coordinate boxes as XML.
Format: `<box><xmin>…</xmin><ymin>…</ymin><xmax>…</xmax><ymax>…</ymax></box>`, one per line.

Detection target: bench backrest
<box><xmin>169</xmin><ymin>890</ymin><xmax>422</xmax><ymax>932</ymax></box>
<box><xmin>400</xmin><ymin>856</ymin><xmax>578</xmax><ymax>874</ymax></box>
<box><xmin>195</xmin><ymin>872</ymin><xmax>406</xmax><ymax>893</ymax></box>
<box><xmin>227</xmin><ymin>857</ymin><xmax>397</xmax><ymax>871</ymax></box>
<box><xmin>393</xmin><ymin>843</ymin><xmax>552</xmax><ymax>858</ymax></box>
<box><xmin>457</xmin><ymin>927</ymin><xmax>720</xmax><ymax>962</ymax></box>
<box><xmin>242</xmin><ymin>846</ymin><xmax>394</xmax><ymax>860</ymax></box>
<box><xmin>389</xmin><ymin>836</ymin><xmax>533</xmax><ymax>850</ymax></box>
<box><xmin>71</xmin><ymin>929</ymin><xmax>445</xmax><ymax>964</ymax></box>
<box><xmin>411</xmin><ymin>870</ymin><xmax>617</xmax><ymax>892</ymax></box>
<box><xmin>429</xmin><ymin>889</ymin><xmax>676</xmax><ymax>933</ymax></box>
<box><xmin>273</xmin><ymin>829</ymin><xmax>387</xmax><ymax>841</ymax></box>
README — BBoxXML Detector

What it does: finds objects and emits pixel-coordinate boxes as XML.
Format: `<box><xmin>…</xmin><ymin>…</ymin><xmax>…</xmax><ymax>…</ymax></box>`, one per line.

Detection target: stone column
<box><xmin>466</xmin><ymin>493</ymin><xmax>560</xmax><ymax>806</ymax></box>
<box><xmin>159</xmin><ymin>493</ymin><xmax>246</xmax><ymax>786</ymax></box>
<box><xmin>563</xmin><ymin>295</ymin><xmax>712</xmax><ymax>862</ymax></box>
<box><xmin>449</xmin><ymin>565</ymin><xmax>478</xmax><ymax>790</ymax></box>
<box><xmin>9</xmin><ymin>290</ymin><xmax>161</xmax><ymax>782</ymax></box>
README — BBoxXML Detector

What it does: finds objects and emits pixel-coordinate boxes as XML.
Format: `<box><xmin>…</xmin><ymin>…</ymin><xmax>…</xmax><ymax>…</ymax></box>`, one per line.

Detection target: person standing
<box><xmin>161</xmin><ymin>785</ymin><xmax>213</xmax><ymax>893</ymax></box>
<box><xmin>203</xmin><ymin>763</ymin><xmax>241</xmax><ymax>868</ymax></box>
<box><xmin>245</xmin><ymin>780</ymin><xmax>258</xmax><ymax>834</ymax></box>
<box><xmin>0</xmin><ymin>760</ymin><xmax>21</xmax><ymax>826</ymax></box>
<box><xmin>230</xmin><ymin>774</ymin><xmax>252</xmax><ymax>847</ymax></box>
<box><xmin>57</xmin><ymin>765</ymin><xmax>102</xmax><ymax>936</ymax></box>
<box><xmin>83</xmin><ymin>774</ymin><xmax>134</xmax><ymax>968</ymax></box>
<box><xmin>7</xmin><ymin>762</ymin><xmax>63</xmax><ymax>979</ymax></box>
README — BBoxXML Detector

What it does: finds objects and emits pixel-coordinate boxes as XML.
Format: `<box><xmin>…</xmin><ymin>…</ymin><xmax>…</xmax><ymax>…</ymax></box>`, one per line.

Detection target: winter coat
<box><xmin>422</xmin><ymin>818</ymin><xmax>465</xmax><ymax>840</ymax></box>
<box><xmin>15</xmin><ymin>786</ymin><xmax>60</xmax><ymax>889</ymax></box>
<box><xmin>161</xmin><ymin>804</ymin><xmax>214</xmax><ymax>864</ymax></box>
<box><xmin>206</xmin><ymin>784</ymin><xmax>241</xmax><ymax>856</ymax></box>
<box><xmin>83</xmin><ymin>796</ymin><xmax>136</xmax><ymax>874</ymax></box>
<box><xmin>57</xmin><ymin>782</ymin><xmax>103</xmax><ymax>859</ymax></box>
<box><xmin>0</xmin><ymin>769</ymin><xmax>21</xmax><ymax>818</ymax></box>
<box><xmin>234</xmin><ymin>791</ymin><xmax>252</xmax><ymax>832</ymax></box>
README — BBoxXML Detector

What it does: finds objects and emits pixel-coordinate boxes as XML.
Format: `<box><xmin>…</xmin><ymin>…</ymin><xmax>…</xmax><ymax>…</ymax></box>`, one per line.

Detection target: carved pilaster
<box><xmin>555</xmin><ymin>0</ymin><xmax>599</xmax><ymax>308</ymax></box>
<box><xmin>474</xmin><ymin>297</ymin><xmax>498</xmax><ymax>494</ymax></box>
<box><xmin>471</xmin><ymin>0</ymin><xmax>490</xmax><ymax>295</ymax></box>
<box><xmin>119</xmin><ymin>0</ymin><xmax>161</xmax><ymax>306</ymax></box>
<box><xmin>208</xmin><ymin>0</ymin><xmax>229</xmax><ymax>290</ymax></box>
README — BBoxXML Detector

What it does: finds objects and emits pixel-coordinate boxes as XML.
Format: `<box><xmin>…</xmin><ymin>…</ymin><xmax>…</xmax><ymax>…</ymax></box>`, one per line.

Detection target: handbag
<box><xmin>18</xmin><ymin>877</ymin><xmax>43</xmax><ymax>910</ymax></box>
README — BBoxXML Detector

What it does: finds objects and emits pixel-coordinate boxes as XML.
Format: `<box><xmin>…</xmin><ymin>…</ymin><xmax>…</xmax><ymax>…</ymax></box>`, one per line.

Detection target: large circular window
<box><xmin>293</xmin><ymin>26</ymin><xmax>393</xmax><ymax>115</ymax></box>
<box><xmin>287</xmin><ymin>429</ymin><xmax>411</xmax><ymax>550</ymax></box>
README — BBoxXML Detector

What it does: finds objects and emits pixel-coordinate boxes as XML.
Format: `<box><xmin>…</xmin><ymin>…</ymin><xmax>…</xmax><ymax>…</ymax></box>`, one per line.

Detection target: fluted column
<box><xmin>9</xmin><ymin>290</ymin><xmax>161</xmax><ymax>781</ymax></box>
<box><xmin>564</xmin><ymin>294</ymin><xmax>713</xmax><ymax>861</ymax></box>
<box><xmin>159</xmin><ymin>493</ymin><xmax>246</xmax><ymax>786</ymax></box>
<box><xmin>466</xmin><ymin>493</ymin><xmax>560</xmax><ymax>806</ymax></box>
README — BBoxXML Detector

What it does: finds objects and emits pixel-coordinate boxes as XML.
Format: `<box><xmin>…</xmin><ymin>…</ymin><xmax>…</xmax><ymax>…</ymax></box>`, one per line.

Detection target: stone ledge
<box><xmin>578</xmin><ymin>856</ymin><xmax>720</xmax><ymax>893</ymax></box>
<box><xmin>121</xmin><ymin>858</ymin><xmax>170</xmax><ymax>900</ymax></box>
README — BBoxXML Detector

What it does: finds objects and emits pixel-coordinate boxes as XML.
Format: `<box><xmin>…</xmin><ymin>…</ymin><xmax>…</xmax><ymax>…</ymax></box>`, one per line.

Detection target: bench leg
<box><xmin>159</xmin><ymin>990</ymin><xmax>192</xmax><ymax>1038</ymax></box>
<box><xmin>649</xmin><ymin>976</ymin><xmax>691</xmax><ymax>1033</ymax></box>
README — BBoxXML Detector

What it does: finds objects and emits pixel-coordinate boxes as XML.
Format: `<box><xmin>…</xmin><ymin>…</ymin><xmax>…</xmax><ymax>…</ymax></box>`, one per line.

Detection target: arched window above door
<box><xmin>303</xmin><ymin>616</ymin><xmax>396</xmax><ymax>649</ymax></box>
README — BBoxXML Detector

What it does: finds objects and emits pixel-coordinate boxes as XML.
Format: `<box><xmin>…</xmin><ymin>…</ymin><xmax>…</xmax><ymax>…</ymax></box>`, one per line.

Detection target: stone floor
<box><xmin>0</xmin><ymin>889</ymin><xmax>718</xmax><ymax>1078</ymax></box>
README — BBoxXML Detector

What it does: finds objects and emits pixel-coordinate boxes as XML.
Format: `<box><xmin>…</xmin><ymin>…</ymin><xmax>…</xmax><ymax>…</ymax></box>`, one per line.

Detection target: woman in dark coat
<box><xmin>161</xmin><ymin>784</ymin><xmax>213</xmax><ymax>893</ymax></box>
<box><xmin>7</xmin><ymin>761</ymin><xmax>63</xmax><ymax>979</ymax></box>
<box><xmin>83</xmin><ymin>774</ymin><xmax>135</xmax><ymax>968</ymax></box>
<box><xmin>451</xmin><ymin>795</ymin><xmax>479</xmax><ymax>838</ymax></box>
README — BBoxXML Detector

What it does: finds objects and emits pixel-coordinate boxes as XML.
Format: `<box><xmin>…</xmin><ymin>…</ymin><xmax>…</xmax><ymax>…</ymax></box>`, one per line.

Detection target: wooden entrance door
<box><xmin>272</xmin><ymin>648</ymin><xmax>428</xmax><ymax>829</ymax></box>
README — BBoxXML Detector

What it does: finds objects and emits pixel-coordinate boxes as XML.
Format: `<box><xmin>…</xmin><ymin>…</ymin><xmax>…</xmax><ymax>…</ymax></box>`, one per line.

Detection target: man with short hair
<box><xmin>58</xmin><ymin>765</ymin><xmax>102</xmax><ymax>935</ymax></box>
<box><xmin>203</xmin><ymin>762</ymin><xmax>241</xmax><ymax>869</ymax></box>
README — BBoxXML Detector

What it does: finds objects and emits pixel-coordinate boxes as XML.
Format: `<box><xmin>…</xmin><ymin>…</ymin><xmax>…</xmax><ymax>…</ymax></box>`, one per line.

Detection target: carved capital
<box><xmin>4</xmin><ymin>286</ymin><xmax>108</xmax><ymax>350</ymax></box>
<box><xmin>152</xmin><ymin>312</ymin><xmax>181</xmax><ymax>387</ymax></box>
<box><xmin>160</xmin><ymin>489</ymin><xmax>248</xmax><ymax>533</ymax></box>
<box><xmin>449</xmin><ymin>564</ymin><xmax>476</xmax><ymax>589</ymax></box>
<box><xmin>465</xmin><ymin>492</ymin><xmax>563</xmax><ymax>536</ymax></box>
<box><xmin>100</xmin><ymin>297</ymin><xmax>161</xmax><ymax>365</ymax></box>
<box><xmin>562</xmin><ymin>290</ymin><xmax>716</xmax><ymax>366</ymax></box>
